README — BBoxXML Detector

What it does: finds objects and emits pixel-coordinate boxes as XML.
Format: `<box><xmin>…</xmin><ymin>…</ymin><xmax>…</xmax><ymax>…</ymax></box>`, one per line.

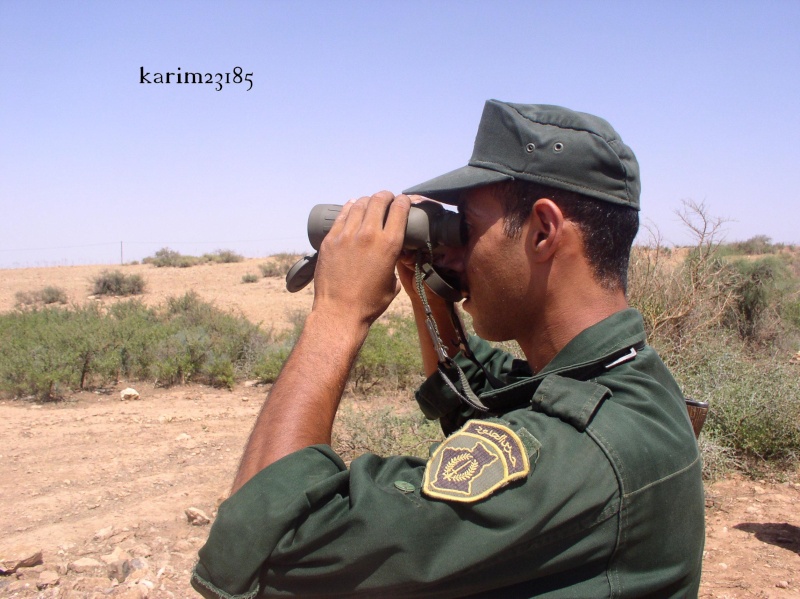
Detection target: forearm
<box><xmin>231</xmin><ymin>310</ymin><xmax>369</xmax><ymax>493</ymax></box>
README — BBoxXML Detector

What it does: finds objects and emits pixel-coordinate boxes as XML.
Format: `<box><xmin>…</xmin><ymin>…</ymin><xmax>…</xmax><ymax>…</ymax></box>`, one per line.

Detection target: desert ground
<box><xmin>1</xmin><ymin>260</ymin><xmax>798</xmax><ymax>598</ymax></box>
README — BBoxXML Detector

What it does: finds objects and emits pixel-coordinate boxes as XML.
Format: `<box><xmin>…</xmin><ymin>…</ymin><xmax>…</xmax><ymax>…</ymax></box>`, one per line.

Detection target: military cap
<box><xmin>404</xmin><ymin>100</ymin><xmax>641</xmax><ymax>210</ymax></box>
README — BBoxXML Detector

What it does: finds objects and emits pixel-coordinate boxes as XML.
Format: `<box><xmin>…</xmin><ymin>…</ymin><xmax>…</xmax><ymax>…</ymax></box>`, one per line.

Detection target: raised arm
<box><xmin>231</xmin><ymin>191</ymin><xmax>410</xmax><ymax>493</ymax></box>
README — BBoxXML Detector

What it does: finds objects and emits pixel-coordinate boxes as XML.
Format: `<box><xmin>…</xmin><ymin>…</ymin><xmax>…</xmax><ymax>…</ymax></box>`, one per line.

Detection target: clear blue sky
<box><xmin>1</xmin><ymin>0</ymin><xmax>798</xmax><ymax>268</ymax></box>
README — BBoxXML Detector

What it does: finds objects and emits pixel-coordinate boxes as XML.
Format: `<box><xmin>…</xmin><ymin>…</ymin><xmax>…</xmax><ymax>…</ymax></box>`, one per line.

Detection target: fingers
<box><xmin>384</xmin><ymin>194</ymin><xmax>410</xmax><ymax>242</ymax></box>
<box><xmin>327</xmin><ymin>191</ymin><xmax>409</xmax><ymax>246</ymax></box>
<box><xmin>363</xmin><ymin>190</ymin><xmax>395</xmax><ymax>227</ymax></box>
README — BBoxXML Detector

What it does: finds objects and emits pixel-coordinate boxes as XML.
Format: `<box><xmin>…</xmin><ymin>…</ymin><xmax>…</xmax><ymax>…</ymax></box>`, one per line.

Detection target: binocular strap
<box><xmin>414</xmin><ymin>253</ymin><xmax>492</xmax><ymax>414</ymax></box>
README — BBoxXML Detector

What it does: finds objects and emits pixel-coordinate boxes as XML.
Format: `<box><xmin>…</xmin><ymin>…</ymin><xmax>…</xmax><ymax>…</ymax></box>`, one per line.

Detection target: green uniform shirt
<box><xmin>192</xmin><ymin>309</ymin><xmax>705</xmax><ymax>598</ymax></box>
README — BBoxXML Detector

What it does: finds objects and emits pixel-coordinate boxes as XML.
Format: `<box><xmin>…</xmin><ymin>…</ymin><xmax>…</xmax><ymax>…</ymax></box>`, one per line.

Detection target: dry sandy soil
<box><xmin>1</xmin><ymin>262</ymin><xmax>799</xmax><ymax>598</ymax></box>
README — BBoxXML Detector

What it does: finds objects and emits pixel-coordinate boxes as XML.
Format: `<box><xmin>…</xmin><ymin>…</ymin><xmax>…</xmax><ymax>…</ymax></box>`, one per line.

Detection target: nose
<box><xmin>434</xmin><ymin>244</ymin><xmax>467</xmax><ymax>273</ymax></box>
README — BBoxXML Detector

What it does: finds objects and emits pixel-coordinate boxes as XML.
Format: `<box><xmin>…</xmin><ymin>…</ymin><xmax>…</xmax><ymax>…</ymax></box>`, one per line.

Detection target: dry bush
<box><xmin>628</xmin><ymin>200</ymin><xmax>738</xmax><ymax>353</ymax></box>
<box><xmin>15</xmin><ymin>286</ymin><xmax>68</xmax><ymax>307</ymax></box>
<box><xmin>260</xmin><ymin>253</ymin><xmax>303</xmax><ymax>278</ymax></box>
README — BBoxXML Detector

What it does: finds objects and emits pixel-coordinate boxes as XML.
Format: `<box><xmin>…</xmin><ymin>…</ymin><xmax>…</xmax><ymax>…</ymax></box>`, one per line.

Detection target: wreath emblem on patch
<box><xmin>423</xmin><ymin>420</ymin><xmax>530</xmax><ymax>503</ymax></box>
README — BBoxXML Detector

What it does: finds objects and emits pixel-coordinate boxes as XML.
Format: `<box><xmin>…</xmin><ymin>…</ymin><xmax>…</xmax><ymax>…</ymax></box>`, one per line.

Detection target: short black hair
<box><xmin>496</xmin><ymin>181</ymin><xmax>639</xmax><ymax>293</ymax></box>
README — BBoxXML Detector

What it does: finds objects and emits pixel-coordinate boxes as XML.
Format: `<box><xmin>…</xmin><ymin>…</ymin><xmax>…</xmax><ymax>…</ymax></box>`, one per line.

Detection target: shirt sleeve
<box><xmin>415</xmin><ymin>336</ymin><xmax>531</xmax><ymax>422</ymax></box>
<box><xmin>192</xmin><ymin>425</ymin><xmax>620</xmax><ymax>599</ymax></box>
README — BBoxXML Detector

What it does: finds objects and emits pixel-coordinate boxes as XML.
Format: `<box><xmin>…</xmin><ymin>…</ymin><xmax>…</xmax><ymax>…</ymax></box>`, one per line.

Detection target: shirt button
<box><xmin>394</xmin><ymin>480</ymin><xmax>415</xmax><ymax>493</ymax></box>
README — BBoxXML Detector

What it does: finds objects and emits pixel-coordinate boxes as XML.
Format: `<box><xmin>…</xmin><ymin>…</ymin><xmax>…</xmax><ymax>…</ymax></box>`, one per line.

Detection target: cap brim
<box><xmin>403</xmin><ymin>165</ymin><xmax>513</xmax><ymax>205</ymax></box>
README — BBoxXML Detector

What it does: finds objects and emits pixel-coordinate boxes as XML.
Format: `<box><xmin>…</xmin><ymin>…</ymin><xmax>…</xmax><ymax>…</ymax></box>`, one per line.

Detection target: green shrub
<box><xmin>333</xmin><ymin>403</ymin><xmax>442</xmax><ymax>463</ymax></box>
<box><xmin>260</xmin><ymin>253</ymin><xmax>302</xmax><ymax>278</ymax></box>
<box><xmin>253</xmin><ymin>346</ymin><xmax>293</xmax><ymax>383</ymax></box>
<box><xmin>91</xmin><ymin>270</ymin><xmax>145</xmax><ymax>296</ymax></box>
<box><xmin>351</xmin><ymin>315</ymin><xmax>423</xmax><ymax>391</ymax></box>
<box><xmin>725</xmin><ymin>256</ymin><xmax>797</xmax><ymax>344</ymax></box>
<box><xmin>729</xmin><ymin>235</ymin><xmax>781</xmax><ymax>256</ymax></box>
<box><xmin>144</xmin><ymin>247</ymin><xmax>245</xmax><ymax>267</ymax></box>
<box><xmin>666</xmin><ymin>329</ymin><xmax>800</xmax><ymax>476</ymax></box>
<box><xmin>252</xmin><ymin>310</ymin><xmax>306</xmax><ymax>384</ymax></box>
<box><xmin>0</xmin><ymin>293</ymin><xmax>278</xmax><ymax>399</ymax></box>
<box><xmin>203</xmin><ymin>249</ymin><xmax>245</xmax><ymax>264</ymax></box>
<box><xmin>143</xmin><ymin>247</ymin><xmax>201</xmax><ymax>268</ymax></box>
<box><xmin>0</xmin><ymin>304</ymin><xmax>118</xmax><ymax>399</ymax></box>
<box><xmin>15</xmin><ymin>286</ymin><xmax>68</xmax><ymax>307</ymax></box>
<box><xmin>40</xmin><ymin>286</ymin><xmax>68</xmax><ymax>304</ymax></box>
<box><xmin>241</xmin><ymin>273</ymin><xmax>259</xmax><ymax>284</ymax></box>
<box><xmin>783</xmin><ymin>298</ymin><xmax>800</xmax><ymax>329</ymax></box>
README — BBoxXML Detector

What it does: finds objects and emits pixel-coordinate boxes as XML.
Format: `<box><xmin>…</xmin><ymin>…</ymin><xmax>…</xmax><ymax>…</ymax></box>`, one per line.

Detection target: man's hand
<box><xmin>230</xmin><ymin>191</ymin><xmax>411</xmax><ymax>494</ymax></box>
<box><xmin>313</xmin><ymin>191</ymin><xmax>411</xmax><ymax>328</ymax></box>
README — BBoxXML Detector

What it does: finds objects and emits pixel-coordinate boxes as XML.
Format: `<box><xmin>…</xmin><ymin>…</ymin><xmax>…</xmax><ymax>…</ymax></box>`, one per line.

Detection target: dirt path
<box><xmin>0</xmin><ymin>384</ymin><xmax>797</xmax><ymax>598</ymax></box>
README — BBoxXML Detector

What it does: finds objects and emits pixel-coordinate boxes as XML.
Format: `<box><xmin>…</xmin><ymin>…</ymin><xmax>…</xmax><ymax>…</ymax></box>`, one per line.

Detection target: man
<box><xmin>192</xmin><ymin>101</ymin><xmax>705</xmax><ymax>598</ymax></box>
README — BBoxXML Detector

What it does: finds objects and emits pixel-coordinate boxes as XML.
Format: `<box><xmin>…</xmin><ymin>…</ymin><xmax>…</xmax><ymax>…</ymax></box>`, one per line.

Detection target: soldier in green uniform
<box><xmin>192</xmin><ymin>101</ymin><xmax>705</xmax><ymax>598</ymax></box>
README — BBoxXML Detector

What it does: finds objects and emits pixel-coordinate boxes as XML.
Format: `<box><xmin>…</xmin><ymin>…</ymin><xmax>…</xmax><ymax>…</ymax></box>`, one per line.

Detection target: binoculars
<box><xmin>285</xmin><ymin>200</ymin><xmax>466</xmax><ymax>299</ymax></box>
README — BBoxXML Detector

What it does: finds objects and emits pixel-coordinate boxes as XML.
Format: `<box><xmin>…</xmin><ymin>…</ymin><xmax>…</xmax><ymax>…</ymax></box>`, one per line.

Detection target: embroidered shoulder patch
<box><xmin>422</xmin><ymin>419</ymin><xmax>530</xmax><ymax>503</ymax></box>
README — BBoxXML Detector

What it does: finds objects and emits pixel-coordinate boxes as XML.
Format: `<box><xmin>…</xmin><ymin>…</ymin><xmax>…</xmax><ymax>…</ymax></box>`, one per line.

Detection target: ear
<box><xmin>528</xmin><ymin>199</ymin><xmax>564</xmax><ymax>262</ymax></box>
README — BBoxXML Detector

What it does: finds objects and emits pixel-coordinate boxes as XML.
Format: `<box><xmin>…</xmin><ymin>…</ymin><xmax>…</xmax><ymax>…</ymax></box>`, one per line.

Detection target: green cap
<box><xmin>404</xmin><ymin>100</ymin><xmax>640</xmax><ymax>210</ymax></box>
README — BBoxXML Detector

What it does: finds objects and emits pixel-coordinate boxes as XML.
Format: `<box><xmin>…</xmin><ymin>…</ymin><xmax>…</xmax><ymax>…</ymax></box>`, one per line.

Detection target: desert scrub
<box><xmin>143</xmin><ymin>247</ymin><xmax>201</xmax><ymax>268</ymax></box>
<box><xmin>333</xmin><ymin>403</ymin><xmax>442</xmax><ymax>463</ymax></box>
<box><xmin>241</xmin><ymin>273</ymin><xmax>259</xmax><ymax>284</ymax></box>
<box><xmin>725</xmin><ymin>255</ymin><xmax>798</xmax><ymax>346</ymax></box>
<box><xmin>259</xmin><ymin>253</ymin><xmax>302</xmax><ymax>278</ymax></box>
<box><xmin>0</xmin><ymin>304</ymin><xmax>118</xmax><ymax>399</ymax></box>
<box><xmin>15</xmin><ymin>286</ymin><xmax>68</xmax><ymax>307</ymax></box>
<box><xmin>0</xmin><ymin>293</ymin><xmax>280</xmax><ymax>399</ymax></box>
<box><xmin>351</xmin><ymin>314</ymin><xmax>424</xmax><ymax>391</ymax></box>
<box><xmin>143</xmin><ymin>247</ymin><xmax>244</xmax><ymax>267</ymax></box>
<box><xmin>202</xmin><ymin>249</ymin><xmax>244</xmax><ymax>264</ymax></box>
<box><xmin>252</xmin><ymin>312</ymin><xmax>424</xmax><ymax>391</ymax></box>
<box><xmin>91</xmin><ymin>270</ymin><xmax>145</xmax><ymax>296</ymax></box>
<box><xmin>252</xmin><ymin>310</ymin><xmax>306</xmax><ymax>384</ymax></box>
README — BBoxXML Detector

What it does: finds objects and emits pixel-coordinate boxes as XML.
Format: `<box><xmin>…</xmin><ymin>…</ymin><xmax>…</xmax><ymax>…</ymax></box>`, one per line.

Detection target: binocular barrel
<box><xmin>307</xmin><ymin>201</ymin><xmax>465</xmax><ymax>251</ymax></box>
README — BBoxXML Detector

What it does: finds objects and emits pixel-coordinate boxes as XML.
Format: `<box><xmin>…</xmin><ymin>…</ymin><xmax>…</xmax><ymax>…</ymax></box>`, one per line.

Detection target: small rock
<box><xmin>243</xmin><ymin>380</ymin><xmax>259</xmax><ymax>387</ymax></box>
<box><xmin>126</xmin><ymin>557</ymin><xmax>151</xmax><ymax>582</ymax></box>
<box><xmin>5</xmin><ymin>580</ymin><xmax>33</xmax><ymax>592</ymax></box>
<box><xmin>69</xmin><ymin>557</ymin><xmax>104</xmax><ymax>573</ymax></box>
<box><xmin>776</xmin><ymin>581</ymin><xmax>790</xmax><ymax>589</ymax></box>
<box><xmin>0</xmin><ymin>545</ymin><xmax>43</xmax><ymax>574</ymax></box>
<box><xmin>108</xmin><ymin>558</ymin><xmax>131</xmax><ymax>582</ymax></box>
<box><xmin>94</xmin><ymin>525</ymin><xmax>115</xmax><ymax>541</ymax></box>
<box><xmin>185</xmin><ymin>507</ymin><xmax>211</xmax><ymax>526</ymax></box>
<box><xmin>129</xmin><ymin>544</ymin><xmax>152</xmax><ymax>558</ymax></box>
<box><xmin>101</xmin><ymin>546</ymin><xmax>131</xmax><ymax>565</ymax></box>
<box><xmin>120</xmin><ymin>387</ymin><xmax>140</xmax><ymax>401</ymax></box>
<box><xmin>70</xmin><ymin>576</ymin><xmax>115</xmax><ymax>592</ymax></box>
<box><xmin>36</xmin><ymin>570</ymin><xmax>59</xmax><ymax>589</ymax></box>
<box><xmin>719</xmin><ymin>563</ymin><xmax>728</xmax><ymax>570</ymax></box>
<box><xmin>175</xmin><ymin>433</ymin><xmax>192</xmax><ymax>441</ymax></box>
<box><xmin>172</xmin><ymin>539</ymin><xmax>193</xmax><ymax>552</ymax></box>
<box><xmin>116</xmin><ymin>586</ymin><xmax>148</xmax><ymax>599</ymax></box>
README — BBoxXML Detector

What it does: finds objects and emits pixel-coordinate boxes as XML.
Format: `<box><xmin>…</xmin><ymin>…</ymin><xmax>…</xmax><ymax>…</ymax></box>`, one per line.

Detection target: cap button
<box><xmin>525</xmin><ymin>143</ymin><xmax>536</xmax><ymax>153</ymax></box>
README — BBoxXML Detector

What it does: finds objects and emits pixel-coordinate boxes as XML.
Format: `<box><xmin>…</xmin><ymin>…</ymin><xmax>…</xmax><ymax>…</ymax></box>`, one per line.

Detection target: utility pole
<box><xmin>120</xmin><ymin>241</ymin><xmax>124</xmax><ymax>265</ymax></box>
